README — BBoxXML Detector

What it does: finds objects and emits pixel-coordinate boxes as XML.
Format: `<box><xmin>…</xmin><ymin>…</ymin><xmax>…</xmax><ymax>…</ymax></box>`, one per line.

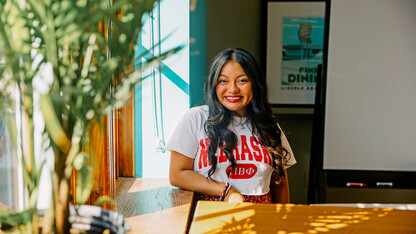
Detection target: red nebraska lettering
<box><xmin>261</xmin><ymin>145</ymin><xmax>273</xmax><ymax>166</ymax></box>
<box><xmin>250</xmin><ymin>136</ymin><xmax>262</xmax><ymax>162</ymax></box>
<box><xmin>199</xmin><ymin>138</ymin><xmax>209</xmax><ymax>169</ymax></box>
<box><xmin>198</xmin><ymin>136</ymin><xmax>274</xmax><ymax>169</ymax></box>
<box><xmin>240</xmin><ymin>135</ymin><xmax>253</xmax><ymax>161</ymax></box>
<box><xmin>226</xmin><ymin>164</ymin><xmax>257</xmax><ymax>179</ymax></box>
<box><xmin>218</xmin><ymin>147</ymin><xmax>227</xmax><ymax>163</ymax></box>
<box><xmin>233</xmin><ymin>146</ymin><xmax>241</xmax><ymax>160</ymax></box>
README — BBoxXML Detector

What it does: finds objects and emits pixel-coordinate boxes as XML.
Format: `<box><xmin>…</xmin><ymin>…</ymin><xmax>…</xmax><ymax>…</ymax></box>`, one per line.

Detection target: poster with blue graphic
<box><xmin>281</xmin><ymin>17</ymin><xmax>324</xmax><ymax>96</ymax></box>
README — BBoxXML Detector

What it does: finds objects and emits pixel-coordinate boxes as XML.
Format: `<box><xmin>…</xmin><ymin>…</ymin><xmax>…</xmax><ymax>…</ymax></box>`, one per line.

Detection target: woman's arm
<box><xmin>270</xmin><ymin>169</ymin><xmax>290</xmax><ymax>203</ymax></box>
<box><xmin>169</xmin><ymin>150</ymin><xmax>244</xmax><ymax>202</ymax></box>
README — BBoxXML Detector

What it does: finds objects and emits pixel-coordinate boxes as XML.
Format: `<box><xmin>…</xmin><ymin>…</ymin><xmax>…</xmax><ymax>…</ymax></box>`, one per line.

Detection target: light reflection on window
<box><xmin>0</xmin><ymin>116</ymin><xmax>17</xmax><ymax>210</ymax></box>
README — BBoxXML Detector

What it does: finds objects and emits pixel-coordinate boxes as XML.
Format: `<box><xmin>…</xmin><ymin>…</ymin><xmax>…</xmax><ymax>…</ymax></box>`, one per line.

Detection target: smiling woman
<box><xmin>166</xmin><ymin>48</ymin><xmax>297</xmax><ymax>204</ymax></box>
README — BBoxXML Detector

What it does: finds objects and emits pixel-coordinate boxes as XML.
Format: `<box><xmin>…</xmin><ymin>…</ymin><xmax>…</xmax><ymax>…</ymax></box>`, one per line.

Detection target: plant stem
<box><xmin>53</xmin><ymin>150</ymin><xmax>72</xmax><ymax>234</ymax></box>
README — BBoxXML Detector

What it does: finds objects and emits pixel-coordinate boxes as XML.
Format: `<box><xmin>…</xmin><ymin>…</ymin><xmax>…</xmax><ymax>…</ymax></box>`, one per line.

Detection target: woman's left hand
<box><xmin>224</xmin><ymin>187</ymin><xmax>245</xmax><ymax>203</ymax></box>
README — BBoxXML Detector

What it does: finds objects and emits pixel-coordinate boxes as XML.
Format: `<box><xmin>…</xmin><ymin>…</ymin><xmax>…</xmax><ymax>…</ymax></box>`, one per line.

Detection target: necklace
<box><xmin>235</xmin><ymin>117</ymin><xmax>249</xmax><ymax>129</ymax></box>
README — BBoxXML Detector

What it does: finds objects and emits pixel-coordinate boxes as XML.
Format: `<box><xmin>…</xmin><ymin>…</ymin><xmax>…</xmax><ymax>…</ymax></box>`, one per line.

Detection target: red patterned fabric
<box><xmin>202</xmin><ymin>193</ymin><xmax>272</xmax><ymax>204</ymax></box>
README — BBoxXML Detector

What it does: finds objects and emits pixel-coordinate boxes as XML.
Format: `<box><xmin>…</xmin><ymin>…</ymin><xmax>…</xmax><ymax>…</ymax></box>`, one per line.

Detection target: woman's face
<box><xmin>216</xmin><ymin>61</ymin><xmax>253</xmax><ymax>116</ymax></box>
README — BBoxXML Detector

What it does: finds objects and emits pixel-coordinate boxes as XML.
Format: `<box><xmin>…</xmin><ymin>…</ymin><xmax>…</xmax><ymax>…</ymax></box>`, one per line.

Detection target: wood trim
<box><xmin>71</xmin><ymin>117</ymin><xmax>115</xmax><ymax>210</ymax></box>
<box><xmin>88</xmin><ymin>117</ymin><xmax>114</xmax><ymax>210</ymax></box>
<box><xmin>114</xmin><ymin>94</ymin><xmax>135</xmax><ymax>178</ymax></box>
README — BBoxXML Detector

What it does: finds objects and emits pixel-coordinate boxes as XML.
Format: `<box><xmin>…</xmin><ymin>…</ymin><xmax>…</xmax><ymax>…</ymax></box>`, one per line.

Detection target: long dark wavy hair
<box><xmin>204</xmin><ymin>48</ymin><xmax>291</xmax><ymax>182</ymax></box>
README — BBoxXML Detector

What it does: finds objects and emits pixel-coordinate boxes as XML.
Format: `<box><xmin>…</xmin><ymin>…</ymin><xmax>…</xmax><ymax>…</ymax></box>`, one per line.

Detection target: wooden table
<box><xmin>189</xmin><ymin>201</ymin><xmax>416</xmax><ymax>233</ymax></box>
<box><xmin>116</xmin><ymin>178</ymin><xmax>194</xmax><ymax>234</ymax></box>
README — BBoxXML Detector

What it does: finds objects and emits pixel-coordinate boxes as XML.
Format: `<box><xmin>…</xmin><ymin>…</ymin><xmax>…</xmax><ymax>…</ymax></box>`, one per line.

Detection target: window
<box><xmin>0</xmin><ymin>115</ymin><xmax>17</xmax><ymax>209</ymax></box>
<box><xmin>134</xmin><ymin>0</ymin><xmax>190</xmax><ymax>177</ymax></box>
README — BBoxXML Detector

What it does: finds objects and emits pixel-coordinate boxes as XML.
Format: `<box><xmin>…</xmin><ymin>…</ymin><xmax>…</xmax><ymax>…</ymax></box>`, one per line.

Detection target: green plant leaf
<box><xmin>92</xmin><ymin>195</ymin><xmax>115</xmax><ymax>206</ymax></box>
<box><xmin>0</xmin><ymin>208</ymin><xmax>36</xmax><ymax>231</ymax></box>
<box><xmin>39</xmin><ymin>94</ymin><xmax>71</xmax><ymax>154</ymax></box>
<box><xmin>75</xmin><ymin>165</ymin><xmax>93</xmax><ymax>205</ymax></box>
<box><xmin>73</xmin><ymin>152</ymin><xmax>88</xmax><ymax>171</ymax></box>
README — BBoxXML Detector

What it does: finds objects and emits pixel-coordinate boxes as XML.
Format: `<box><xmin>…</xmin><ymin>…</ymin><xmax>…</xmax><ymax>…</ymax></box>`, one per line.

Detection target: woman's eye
<box><xmin>239</xmin><ymin>78</ymin><xmax>249</xmax><ymax>83</ymax></box>
<box><xmin>218</xmin><ymin>79</ymin><xmax>227</xmax><ymax>84</ymax></box>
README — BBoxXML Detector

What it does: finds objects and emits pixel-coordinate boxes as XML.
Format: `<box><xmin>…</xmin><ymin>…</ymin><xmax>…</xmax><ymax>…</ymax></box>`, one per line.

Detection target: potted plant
<box><xmin>0</xmin><ymin>0</ymin><xmax>181</xmax><ymax>232</ymax></box>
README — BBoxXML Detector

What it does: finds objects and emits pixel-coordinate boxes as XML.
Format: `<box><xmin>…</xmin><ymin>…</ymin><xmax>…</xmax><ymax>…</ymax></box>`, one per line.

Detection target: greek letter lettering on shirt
<box><xmin>198</xmin><ymin>135</ymin><xmax>273</xmax><ymax>169</ymax></box>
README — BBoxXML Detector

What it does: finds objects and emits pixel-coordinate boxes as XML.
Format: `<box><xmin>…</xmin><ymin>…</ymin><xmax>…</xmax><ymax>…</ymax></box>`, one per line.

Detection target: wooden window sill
<box><xmin>116</xmin><ymin>177</ymin><xmax>194</xmax><ymax>233</ymax></box>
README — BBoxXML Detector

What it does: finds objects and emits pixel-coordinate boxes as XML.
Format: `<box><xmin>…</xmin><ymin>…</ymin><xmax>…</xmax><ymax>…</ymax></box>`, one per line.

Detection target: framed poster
<box><xmin>265</xmin><ymin>1</ymin><xmax>328</xmax><ymax>106</ymax></box>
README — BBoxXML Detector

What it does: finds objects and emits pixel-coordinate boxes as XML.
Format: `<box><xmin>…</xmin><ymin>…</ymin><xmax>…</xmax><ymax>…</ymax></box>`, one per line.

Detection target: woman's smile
<box><xmin>225</xmin><ymin>96</ymin><xmax>243</xmax><ymax>102</ymax></box>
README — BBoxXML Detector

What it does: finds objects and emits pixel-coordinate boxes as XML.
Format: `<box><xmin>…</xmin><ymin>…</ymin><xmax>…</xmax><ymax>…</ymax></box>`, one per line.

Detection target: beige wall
<box><xmin>207</xmin><ymin>0</ymin><xmax>262</xmax><ymax>64</ymax></box>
